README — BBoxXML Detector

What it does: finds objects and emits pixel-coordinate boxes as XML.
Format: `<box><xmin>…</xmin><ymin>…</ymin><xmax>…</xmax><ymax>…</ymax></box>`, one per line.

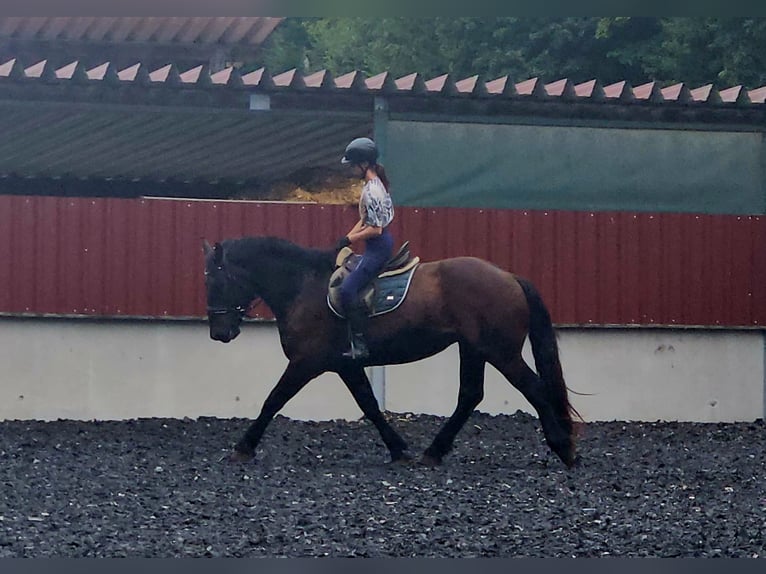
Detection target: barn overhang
<box><xmin>0</xmin><ymin>60</ymin><xmax>765</xmax><ymax>199</ymax></box>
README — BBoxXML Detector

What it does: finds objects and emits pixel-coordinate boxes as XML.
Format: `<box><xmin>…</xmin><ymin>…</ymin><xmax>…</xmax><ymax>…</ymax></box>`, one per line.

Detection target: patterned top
<box><xmin>359</xmin><ymin>177</ymin><xmax>394</xmax><ymax>228</ymax></box>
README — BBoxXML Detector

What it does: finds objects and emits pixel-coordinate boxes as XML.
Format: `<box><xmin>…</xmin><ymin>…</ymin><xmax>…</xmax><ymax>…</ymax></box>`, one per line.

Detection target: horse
<box><xmin>203</xmin><ymin>236</ymin><xmax>580</xmax><ymax>468</ymax></box>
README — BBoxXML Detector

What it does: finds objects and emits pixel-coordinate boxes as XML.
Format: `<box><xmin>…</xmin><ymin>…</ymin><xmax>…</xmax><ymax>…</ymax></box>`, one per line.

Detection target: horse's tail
<box><xmin>515</xmin><ymin>277</ymin><xmax>581</xmax><ymax>428</ymax></box>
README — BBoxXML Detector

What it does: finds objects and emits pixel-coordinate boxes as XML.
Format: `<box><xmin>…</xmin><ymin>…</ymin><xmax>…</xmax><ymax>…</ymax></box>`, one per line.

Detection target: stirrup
<box><xmin>342</xmin><ymin>334</ymin><xmax>369</xmax><ymax>360</ymax></box>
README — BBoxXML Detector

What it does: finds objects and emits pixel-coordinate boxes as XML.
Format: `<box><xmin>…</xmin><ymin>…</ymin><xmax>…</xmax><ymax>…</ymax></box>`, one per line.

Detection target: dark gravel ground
<box><xmin>1</xmin><ymin>411</ymin><xmax>765</xmax><ymax>558</ymax></box>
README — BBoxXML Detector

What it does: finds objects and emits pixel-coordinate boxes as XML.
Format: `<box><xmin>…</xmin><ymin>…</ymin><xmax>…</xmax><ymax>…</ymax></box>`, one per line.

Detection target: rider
<box><xmin>335</xmin><ymin>137</ymin><xmax>395</xmax><ymax>360</ymax></box>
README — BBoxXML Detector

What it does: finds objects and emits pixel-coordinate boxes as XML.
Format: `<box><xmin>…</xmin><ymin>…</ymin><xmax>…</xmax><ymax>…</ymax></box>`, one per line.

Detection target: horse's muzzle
<box><xmin>210</xmin><ymin>325</ymin><xmax>240</xmax><ymax>343</ymax></box>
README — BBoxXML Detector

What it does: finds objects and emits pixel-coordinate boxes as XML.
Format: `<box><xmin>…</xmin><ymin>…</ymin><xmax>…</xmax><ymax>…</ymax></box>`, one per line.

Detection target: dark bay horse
<box><xmin>203</xmin><ymin>236</ymin><xmax>579</xmax><ymax>468</ymax></box>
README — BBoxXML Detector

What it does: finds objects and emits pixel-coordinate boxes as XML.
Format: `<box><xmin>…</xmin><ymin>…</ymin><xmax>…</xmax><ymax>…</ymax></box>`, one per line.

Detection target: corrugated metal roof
<box><xmin>1</xmin><ymin>57</ymin><xmax>765</xmax><ymax>106</ymax></box>
<box><xmin>0</xmin><ymin>103</ymin><xmax>371</xmax><ymax>185</ymax></box>
<box><xmin>0</xmin><ymin>17</ymin><xmax>283</xmax><ymax>46</ymax></box>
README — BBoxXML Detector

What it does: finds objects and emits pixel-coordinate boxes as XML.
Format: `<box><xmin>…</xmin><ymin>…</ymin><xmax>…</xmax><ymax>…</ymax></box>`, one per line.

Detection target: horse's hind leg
<box><xmin>337</xmin><ymin>366</ymin><xmax>409</xmax><ymax>462</ymax></box>
<box><xmin>490</xmin><ymin>355</ymin><xmax>573</xmax><ymax>466</ymax></box>
<box><xmin>422</xmin><ymin>343</ymin><xmax>485</xmax><ymax>466</ymax></box>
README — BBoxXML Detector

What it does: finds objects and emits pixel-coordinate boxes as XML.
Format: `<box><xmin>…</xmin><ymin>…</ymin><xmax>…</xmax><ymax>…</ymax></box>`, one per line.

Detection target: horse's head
<box><xmin>203</xmin><ymin>240</ymin><xmax>254</xmax><ymax>343</ymax></box>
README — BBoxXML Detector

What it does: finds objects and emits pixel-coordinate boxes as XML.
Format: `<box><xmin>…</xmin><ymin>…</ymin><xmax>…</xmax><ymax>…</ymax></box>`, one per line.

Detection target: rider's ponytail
<box><xmin>374</xmin><ymin>163</ymin><xmax>390</xmax><ymax>191</ymax></box>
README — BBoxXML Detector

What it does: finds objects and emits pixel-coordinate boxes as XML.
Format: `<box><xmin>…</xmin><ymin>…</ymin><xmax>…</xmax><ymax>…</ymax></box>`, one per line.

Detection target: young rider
<box><xmin>335</xmin><ymin>137</ymin><xmax>395</xmax><ymax>360</ymax></box>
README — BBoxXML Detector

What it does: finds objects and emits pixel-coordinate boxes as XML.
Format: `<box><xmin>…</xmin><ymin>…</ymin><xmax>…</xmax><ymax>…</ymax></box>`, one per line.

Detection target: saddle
<box><xmin>327</xmin><ymin>241</ymin><xmax>420</xmax><ymax>318</ymax></box>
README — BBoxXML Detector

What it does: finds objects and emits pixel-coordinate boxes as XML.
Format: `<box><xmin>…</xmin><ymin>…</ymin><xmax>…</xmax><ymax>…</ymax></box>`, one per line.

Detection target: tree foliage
<box><xmin>257</xmin><ymin>18</ymin><xmax>766</xmax><ymax>88</ymax></box>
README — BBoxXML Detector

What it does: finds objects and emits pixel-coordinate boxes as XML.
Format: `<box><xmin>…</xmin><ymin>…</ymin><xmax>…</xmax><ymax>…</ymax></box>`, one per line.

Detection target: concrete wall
<box><xmin>0</xmin><ymin>317</ymin><xmax>763</xmax><ymax>423</ymax></box>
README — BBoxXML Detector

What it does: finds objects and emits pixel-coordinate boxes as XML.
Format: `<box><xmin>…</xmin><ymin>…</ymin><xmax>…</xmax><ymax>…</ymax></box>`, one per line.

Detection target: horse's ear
<box><xmin>213</xmin><ymin>242</ymin><xmax>224</xmax><ymax>266</ymax></box>
<box><xmin>202</xmin><ymin>239</ymin><xmax>213</xmax><ymax>257</ymax></box>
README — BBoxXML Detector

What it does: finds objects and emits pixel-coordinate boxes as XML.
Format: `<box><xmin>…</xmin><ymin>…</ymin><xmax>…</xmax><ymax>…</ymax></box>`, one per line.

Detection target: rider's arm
<box><xmin>347</xmin><ymin>218</ymin><xmax>365</xmax><ymax>235</ymax></box>
<box><xmin>347</xmin><ymin>224</ymin><xmax>382</xmax><ymax>243</ymax></box>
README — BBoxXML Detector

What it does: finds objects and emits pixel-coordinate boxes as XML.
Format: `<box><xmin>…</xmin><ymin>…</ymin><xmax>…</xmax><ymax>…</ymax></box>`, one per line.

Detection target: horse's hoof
<box><xmin>566</xmin><ymin>454</ymin><xmax>582</xmax><ymax>469</ymax></box>
<box><xmin>221</xmin><ymin>450</ymin><xmax>254</xmax><ymax>464</ymax></box>
<box><xmin>389</xmin><ymin>452</ymin><xmax>413</xmax><ymax>466</ymax></box>
<box><xmin>420</xmin><ymin>453</ymin><xmax>442</xmax><ymax>467</ymax></box>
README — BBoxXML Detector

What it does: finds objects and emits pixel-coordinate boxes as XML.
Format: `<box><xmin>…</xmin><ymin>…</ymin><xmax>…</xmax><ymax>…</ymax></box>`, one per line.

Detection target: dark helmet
<box><xmin>341</xmin><ymin>137</ymin><xmax>378</xmax><ymax>165</ymax></box>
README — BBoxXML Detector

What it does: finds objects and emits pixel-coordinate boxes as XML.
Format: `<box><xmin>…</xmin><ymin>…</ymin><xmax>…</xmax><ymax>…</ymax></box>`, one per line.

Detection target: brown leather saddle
<box><xmin>327</xmin><ymin>241</ymin><xmax>420</xmax><ymax>318</ymax></box>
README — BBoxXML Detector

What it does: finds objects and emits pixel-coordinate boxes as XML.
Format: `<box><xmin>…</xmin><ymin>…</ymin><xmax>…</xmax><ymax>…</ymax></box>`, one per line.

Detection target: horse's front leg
<box><xmin>231</xmin><ymin>361</ymin><xmax>321</xmax><ymax>461</ymax></box>
<box><xmin>337</xmin><ymin>365</ymin><xmax>409</xmax><ymax>462</ymax></box>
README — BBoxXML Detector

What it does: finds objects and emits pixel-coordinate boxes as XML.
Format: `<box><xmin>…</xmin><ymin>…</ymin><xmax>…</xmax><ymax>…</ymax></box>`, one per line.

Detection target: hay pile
<box><xmin>237</xmin><ymin>168</ymin><xmax>361</xmax><ymax>204</ymax></box>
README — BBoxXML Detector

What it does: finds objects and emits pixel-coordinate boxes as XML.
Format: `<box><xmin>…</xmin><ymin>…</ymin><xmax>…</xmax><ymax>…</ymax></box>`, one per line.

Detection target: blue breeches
<box><xmin>339</xmin><ymin>229</ymin><xmax>394</xmax><ymax>310</ymax></box>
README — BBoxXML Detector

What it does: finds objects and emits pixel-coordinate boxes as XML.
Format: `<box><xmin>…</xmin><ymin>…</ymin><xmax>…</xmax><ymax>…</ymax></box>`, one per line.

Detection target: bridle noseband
<box><xmin>206</xmin><ymin>298</ymin><xmax>262</xmax><ymax>318</ymax></box>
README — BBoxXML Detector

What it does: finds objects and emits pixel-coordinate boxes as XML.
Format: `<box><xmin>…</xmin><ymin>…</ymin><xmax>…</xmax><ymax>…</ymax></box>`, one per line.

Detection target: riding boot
<box><xmin>342</xmin><ymin>302</ymin><xmax>370</xmax><ymax>360</ymax></box>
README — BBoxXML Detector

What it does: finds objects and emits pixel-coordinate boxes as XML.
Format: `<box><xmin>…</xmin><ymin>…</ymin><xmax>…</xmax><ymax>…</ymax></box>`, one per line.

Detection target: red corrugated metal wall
<box><xmin>0</xmin><ymin>195</ymin><xmax>764</xmax><ymax>327</ymax></box>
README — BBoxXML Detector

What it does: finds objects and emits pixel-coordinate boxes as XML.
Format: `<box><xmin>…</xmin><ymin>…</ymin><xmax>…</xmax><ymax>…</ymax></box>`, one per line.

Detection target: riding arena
<box><xmin>0</xmin><ymin>17</ymin><xmax>765</xmax><ymax>558</ymax></box>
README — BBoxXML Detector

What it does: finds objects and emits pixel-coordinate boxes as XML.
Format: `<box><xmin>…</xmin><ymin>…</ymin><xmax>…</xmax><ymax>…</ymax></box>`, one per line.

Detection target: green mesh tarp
<box><xmin>385</xmin><ymin>120</ymin><xmax>765</xmax><ymax>215</ymax></box>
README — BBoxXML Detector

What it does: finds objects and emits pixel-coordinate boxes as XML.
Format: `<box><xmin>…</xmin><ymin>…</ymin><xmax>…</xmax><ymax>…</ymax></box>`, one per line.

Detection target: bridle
<box><xmin>205</xmin><ymin>260</ymin><xmax>263</xmax><ymax>319</ymax></box>
<box><xmin>206</xmin><ymin>297</ymin><xmax>262</xmax><ymax>318</ymax></box>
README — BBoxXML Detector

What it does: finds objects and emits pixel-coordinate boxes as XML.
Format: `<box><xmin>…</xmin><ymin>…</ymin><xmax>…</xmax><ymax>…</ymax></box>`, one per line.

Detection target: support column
<box><xmin>373</xmin><ymin>96</ymin><xmax>389</xmax><ymax>160</ymax></box>
<box><xmin>369</xmin><ymin>96</ymin><xmax>389</xmax><ymax>410</ymax></box>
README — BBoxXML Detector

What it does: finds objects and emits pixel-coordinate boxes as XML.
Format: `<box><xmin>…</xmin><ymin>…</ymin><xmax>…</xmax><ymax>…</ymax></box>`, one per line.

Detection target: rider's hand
<box><xmin>335</xmin><ymin>236</ymin><xmax>352</xmax><ymax>251</ymax></box>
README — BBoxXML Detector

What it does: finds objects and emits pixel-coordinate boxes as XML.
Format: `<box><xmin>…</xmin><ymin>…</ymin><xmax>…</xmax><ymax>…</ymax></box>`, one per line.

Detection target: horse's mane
<box><xmin>222</xmin><ymin>236</ymin><xmax>335</xmax><ymax>276</ymax></box>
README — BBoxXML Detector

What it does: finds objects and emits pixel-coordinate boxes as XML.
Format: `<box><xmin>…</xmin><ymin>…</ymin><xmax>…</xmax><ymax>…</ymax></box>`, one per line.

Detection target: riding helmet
<box><xmin>341</xmin><ymin>137</ymin><xmax>378</xmax><ymax>165</ymax></box>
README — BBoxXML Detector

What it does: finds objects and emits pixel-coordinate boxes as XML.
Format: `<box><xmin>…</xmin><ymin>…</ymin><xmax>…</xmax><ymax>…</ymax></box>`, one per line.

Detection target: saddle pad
<box><xmin>328</xmin><ymin>265</ymin><xmax>418</xmax><ymax>319</ymax></box>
